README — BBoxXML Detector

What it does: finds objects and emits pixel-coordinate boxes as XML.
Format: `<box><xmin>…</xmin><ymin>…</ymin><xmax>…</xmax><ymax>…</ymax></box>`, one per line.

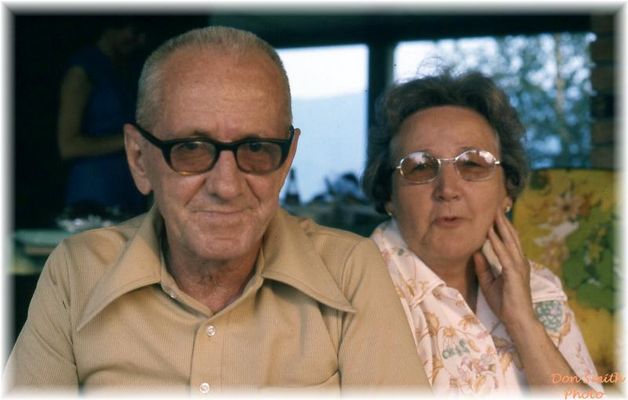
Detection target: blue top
<box><xmin>64</xmin><ymin>46</ymin><xmax>145</xmax><ymax>215</ymax></box>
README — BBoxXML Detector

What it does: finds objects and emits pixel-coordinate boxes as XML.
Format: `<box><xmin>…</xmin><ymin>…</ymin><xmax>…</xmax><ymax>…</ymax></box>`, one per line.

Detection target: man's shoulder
<box><xmin>269</xmin><ymin>210</ymin><xmax>388</xmax><ymax>311</ymax></box>
<box><xmin>279</xmin><ymin>210</ymin><xmax>381</xmax><ymax>266</ymax></box>
<box><xmin>56</xmin><ymin>212</ymin><xmax>149</xmax><ymax>270</ymax></box>
<box><xmin>286</xmin><ymin>211</ymin><xmax>371</xmax><ymax>249</ymax></box>
<box><xmin>296</xmin><ymin>214</ymin><xmax>364</xmax><ymax>241</ymax></box>
<box><xmin>63</xmin><ymin>213</ymin><xmax>144</xmax><ymax>248</ymax></box>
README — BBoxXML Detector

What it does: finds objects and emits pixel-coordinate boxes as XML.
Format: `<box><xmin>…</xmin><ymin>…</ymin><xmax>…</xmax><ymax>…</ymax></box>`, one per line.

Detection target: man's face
<box><xmin>127</xmin><ymin>47</ymin><xmax>297</xmax><ymax>263</ymax></box>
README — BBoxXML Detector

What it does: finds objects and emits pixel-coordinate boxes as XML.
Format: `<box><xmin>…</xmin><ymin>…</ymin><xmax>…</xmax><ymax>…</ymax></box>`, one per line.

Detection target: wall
<box><xmin>589</xmin><ymin>15</ymin><xmax>615</xmax><ymax>169</ymax></box>
<box><xmin>12</xmin><ymin>14</ymin><xmax>210</xmax><ymax>229</ymax></box>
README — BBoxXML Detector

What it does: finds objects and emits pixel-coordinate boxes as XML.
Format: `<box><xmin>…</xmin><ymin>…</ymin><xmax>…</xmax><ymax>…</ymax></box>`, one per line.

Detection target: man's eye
<box><xmin>245</xmin><ymin>142</ymin><xmax>264</xmax><ymax>152</ymax></box>
<box><xmin>180</xmin><ymin>142</ymin><xmax>202</xmax><ymax>151</ymax></box>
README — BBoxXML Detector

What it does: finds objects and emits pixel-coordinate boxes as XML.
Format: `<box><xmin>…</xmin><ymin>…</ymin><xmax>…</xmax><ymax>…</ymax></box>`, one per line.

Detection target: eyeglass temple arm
<box><xmin>133</xmin><ymin>123</ymin><xmax>164</xmax><ymax>147</ymax></box>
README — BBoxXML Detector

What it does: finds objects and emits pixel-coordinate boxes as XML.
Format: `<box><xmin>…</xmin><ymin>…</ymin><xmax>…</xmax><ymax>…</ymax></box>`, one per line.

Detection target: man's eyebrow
<box><xmin>180</xmin><ymin>130</ymin><xmax>269</xmax><ymax>141</ymax></box>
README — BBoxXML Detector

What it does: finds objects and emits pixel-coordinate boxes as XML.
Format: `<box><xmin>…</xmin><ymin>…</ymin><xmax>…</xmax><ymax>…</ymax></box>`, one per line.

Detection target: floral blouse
<box><xmin>371</xmin><ymin>220</ymin><xmax>602</xmax><ymax>395</ymax></box>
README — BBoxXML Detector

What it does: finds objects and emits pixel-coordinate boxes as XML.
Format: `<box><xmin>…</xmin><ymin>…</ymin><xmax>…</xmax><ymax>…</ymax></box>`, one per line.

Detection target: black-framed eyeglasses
<box><xmin>133</xmin><ymin>124</ymin><xmax>295</xmax><ymax>175</ymax></box>
<box><xmin>395</xmin><ymin>149</ymin><xmax>501</xmax><ymax>184</ymax></box>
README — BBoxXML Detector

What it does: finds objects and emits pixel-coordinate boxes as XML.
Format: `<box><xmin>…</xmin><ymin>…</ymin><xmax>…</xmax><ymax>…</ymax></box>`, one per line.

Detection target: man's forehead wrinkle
<box><xmin>161</xmin><ymin>48</ymin><xmax>275</xmax><ymax>94</ymax></box>
<box><xmin>152</xmin><ymin>64</ymin><xmax>282</xmax><ymax>143</ymax></box>
<box><xmin>156</xmin><ymin>53</ymin><xmax>287</xmax><ymax>133</ymax></box>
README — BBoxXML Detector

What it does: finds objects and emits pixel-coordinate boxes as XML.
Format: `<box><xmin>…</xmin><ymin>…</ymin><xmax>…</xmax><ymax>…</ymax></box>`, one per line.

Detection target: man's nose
<box><xmin>204</xmin><ymin>150</ymin><xmax>244</xmax><ymax>199</ymax></box>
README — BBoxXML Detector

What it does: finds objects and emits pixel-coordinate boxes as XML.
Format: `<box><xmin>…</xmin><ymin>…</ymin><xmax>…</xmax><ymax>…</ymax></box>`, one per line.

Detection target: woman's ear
<box><xmin>124</xmin><ymin>123</ymin><xmax>153</xmax><ymax>195</ymax></box>
<box><xmin>384</xmin><ymin>201</ymin><xmax>395</xmax><ymax>217</ymax></box>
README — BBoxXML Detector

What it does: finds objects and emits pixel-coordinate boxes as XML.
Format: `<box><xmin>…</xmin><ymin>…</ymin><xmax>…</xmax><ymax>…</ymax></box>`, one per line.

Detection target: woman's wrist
<box><xmin>503</xmin><ymin>312</ymin><xmax>545</xmax><ymax>345</ymax></box>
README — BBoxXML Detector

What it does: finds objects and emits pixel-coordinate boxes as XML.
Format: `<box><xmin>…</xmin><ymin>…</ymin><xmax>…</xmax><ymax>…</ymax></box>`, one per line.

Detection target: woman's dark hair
<box><xmin>362</xmin><ymin>70</ymin><xmax>529</xmax><ymax>214</ymax></box>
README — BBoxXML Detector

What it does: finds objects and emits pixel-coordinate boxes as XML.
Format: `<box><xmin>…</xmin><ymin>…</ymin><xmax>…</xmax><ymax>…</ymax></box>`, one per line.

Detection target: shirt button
<box><xmin>206</xmin><ymin>325</ymin><xmax>216</xmax><ymax>337</ymax></box>
<box><xmin>199</xmin><ymin>382</ymin><xmax>210</xmax><ymax>394</ymax></box>
<box><xmin>162</xmin><ymin>286</ymin><xmax>177</xmax><ymax>299</ymax></box>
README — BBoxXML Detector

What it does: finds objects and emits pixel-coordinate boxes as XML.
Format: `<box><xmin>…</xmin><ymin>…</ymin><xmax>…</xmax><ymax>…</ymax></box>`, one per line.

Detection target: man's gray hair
<box><xmin>136</xmin><ymin>26</ymin><xmax>292</xmax><ymax>128</ymax></box>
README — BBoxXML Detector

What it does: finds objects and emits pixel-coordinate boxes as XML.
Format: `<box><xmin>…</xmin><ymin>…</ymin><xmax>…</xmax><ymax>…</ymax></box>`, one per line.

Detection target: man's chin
<box><xmin>192</xmin><ymin>236</ymin><xmax>260</xmax><ymax>262</ymax></box>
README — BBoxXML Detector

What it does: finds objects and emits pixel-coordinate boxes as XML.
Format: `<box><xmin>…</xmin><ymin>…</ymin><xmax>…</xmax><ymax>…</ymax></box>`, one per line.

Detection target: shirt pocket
<box><xmin>259</xmin><ymin>370</ymin><xmax>340</xmax><ymax>393</ymax></box>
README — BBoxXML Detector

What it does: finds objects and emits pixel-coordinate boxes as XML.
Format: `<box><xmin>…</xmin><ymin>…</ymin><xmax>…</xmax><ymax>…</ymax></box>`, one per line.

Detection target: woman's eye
<box><xmin>413</xmin><ymin>162</ymin><xmax>431</xmax><ymax>171</ymax></box>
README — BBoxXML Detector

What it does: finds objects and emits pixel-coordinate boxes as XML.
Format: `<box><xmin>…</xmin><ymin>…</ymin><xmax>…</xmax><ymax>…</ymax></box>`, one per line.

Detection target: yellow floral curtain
<box><xmin>512</xmin><ymin>169</ymin><xmax>617</xmax><ymax>377</ymax></box>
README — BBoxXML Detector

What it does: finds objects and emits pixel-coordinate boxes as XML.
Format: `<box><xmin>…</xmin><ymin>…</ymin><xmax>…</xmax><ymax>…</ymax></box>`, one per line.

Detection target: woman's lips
<box><xmin>433</xmin><ymin>216</ymin><xmax>464</xmax><ymax>228</ymax></box>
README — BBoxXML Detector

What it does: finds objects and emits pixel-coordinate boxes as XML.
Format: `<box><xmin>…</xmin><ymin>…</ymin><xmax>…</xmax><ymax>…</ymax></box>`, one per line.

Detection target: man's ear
<box><xmin>124</xmin><ymin>123</ymin><xmax>153</xmax><ymax>195</ymax></box>
<box><xmin>286</xmin><ymin>128</ymin><xmax>300</xmax><ymax>166</ymax></box>
<box><xmin>278</xmin><ymin>127</ymin><xmax>301</xmax><ymax>183</ymax></box>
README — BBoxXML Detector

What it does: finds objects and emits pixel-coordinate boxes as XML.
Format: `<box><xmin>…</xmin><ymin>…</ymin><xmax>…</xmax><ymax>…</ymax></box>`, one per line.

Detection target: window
<box><xmin>394</xmin><ymin>33</ymin><xmax>595</xmax><ymax>168</ymax></box>
<box><xmin>278</xmin><ymin>45</ymin><xmax>368</xmax><ymax>203</ymax></box>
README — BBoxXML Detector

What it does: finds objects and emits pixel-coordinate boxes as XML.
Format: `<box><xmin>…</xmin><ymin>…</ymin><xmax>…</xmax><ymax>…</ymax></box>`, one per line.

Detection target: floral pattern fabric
<box><xmin>371</xmin><ymin>219</ymin><xmax>601</xmax><ymax>395</ymax></box>
<box><xmin>513</xmin><ymin>169</ymin><xmax>616</xmax><ymax>375</ymax></box>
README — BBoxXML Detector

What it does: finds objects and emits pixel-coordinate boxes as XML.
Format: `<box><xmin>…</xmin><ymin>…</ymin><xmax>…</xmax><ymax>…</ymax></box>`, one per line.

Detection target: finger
<box><xmin>473</xmin><ymin>251</ymin><xmax>495</xmax><ymax>293</ymax></box>
<box><xmin>498</xmin><ymin>211</ymin><xmax>524</xmax><ymax>251</ymax></box>
<box><xmin>501</xmin><ymin>213</ymin><xmax>527</xmax><ymax>263</ymax></box>
<box><xmin>488</xmin><ymin>226</ymin><xmax>515</xmax><ymax>274</ymax></box>
<box><xmin>494</xmin><ymin>211</ymin><xmax>515</xmax><ymax>248</ymax></box>
<box><xmin>494</xmin><ymin>211</ymin><xmax>524</xmax><ymax>259</ymax></box>
<box><xmin>490</xmin><ymin>221</ymin><xmax>529</xmax><ymax>277</ymax></box>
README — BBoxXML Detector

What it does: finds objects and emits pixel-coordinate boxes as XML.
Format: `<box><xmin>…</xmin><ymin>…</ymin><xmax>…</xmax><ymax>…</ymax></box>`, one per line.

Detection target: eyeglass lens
<box><xmin>170</xmin><ymin>140</ymin><xmax>285</xmax><ymax>175</ymax></box>
<box><xmin>399</xmin><ymin>150</ymin><xmax>498</xmax><ymax>183</ymax></box>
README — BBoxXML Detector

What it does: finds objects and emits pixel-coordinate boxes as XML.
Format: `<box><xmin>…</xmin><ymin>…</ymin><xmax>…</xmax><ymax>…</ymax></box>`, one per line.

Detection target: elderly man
<box><xmin>6</xmin><ymin>26</ymin><xmax>428</xmax><ymax>394</ymax></box>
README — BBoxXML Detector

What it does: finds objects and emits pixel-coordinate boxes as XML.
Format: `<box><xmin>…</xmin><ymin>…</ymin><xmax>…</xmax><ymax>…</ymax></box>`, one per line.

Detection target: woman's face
<box><xmin>112</xmin><ymin>26</ymin><xmax>146</xmax><ymax>57</ymax></box>
<box><xmin>387</xmin><ymin>105</ymin><xmax>511</xmax><ymax>267</ymax></box>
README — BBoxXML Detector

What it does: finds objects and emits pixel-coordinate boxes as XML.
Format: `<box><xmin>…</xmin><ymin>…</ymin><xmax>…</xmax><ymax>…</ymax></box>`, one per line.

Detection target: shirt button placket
<box><xmin>193</xmin><ymin>324</ymin><xmax>220</xmax><ymax>395</ymax></box>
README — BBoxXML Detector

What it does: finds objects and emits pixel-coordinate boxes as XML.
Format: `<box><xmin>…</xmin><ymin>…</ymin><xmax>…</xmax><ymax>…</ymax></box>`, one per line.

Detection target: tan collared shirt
<box><xmin>5</xmin><ymin>207</ymin><xmax>428</xmax><ymax>394</ymax></box>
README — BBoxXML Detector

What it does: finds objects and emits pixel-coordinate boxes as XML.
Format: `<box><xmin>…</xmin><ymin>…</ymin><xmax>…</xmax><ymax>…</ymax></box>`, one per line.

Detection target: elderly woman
<box><xmin>363</xmin><ymin>71</ymin><xmax>600</xmax><ymax>395</ymax></box>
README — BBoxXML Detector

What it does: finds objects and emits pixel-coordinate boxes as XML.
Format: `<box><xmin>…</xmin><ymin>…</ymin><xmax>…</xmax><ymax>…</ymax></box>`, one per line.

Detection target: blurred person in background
<box><xmin>57</xmin><ymin>17</ymin><xmax>147</xmax><ymax>217</ymax></box>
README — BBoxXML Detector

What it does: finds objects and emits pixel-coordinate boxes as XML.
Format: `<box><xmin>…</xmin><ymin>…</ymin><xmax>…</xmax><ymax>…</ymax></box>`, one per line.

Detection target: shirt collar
<box><xmin>400</xmin><ymin>253</ymin><xmax>446</xmax><ymax>307</ymax></box>
<box><xmin>77</xmin><ymin>206</ymin><xmax>163</xmax><ymax>331</ymax></box>
<box><xmin>374</xmin><ymin>219</ymin><xmax>567</xmax><ymax>307</ymax></box>
<box><xmin>78</xmin><ymin>206</ymin><xmax>354</xmax><ymax>331</ymax></box>
<box><xmin>372</xmin><ymin>219</ymin><xmax>446</xmax><ymax>306</ymax></box>
<box><xmin>258</xmin><ymin>209</ymin><xmax>355</xmax><ymax>313</ymax></box>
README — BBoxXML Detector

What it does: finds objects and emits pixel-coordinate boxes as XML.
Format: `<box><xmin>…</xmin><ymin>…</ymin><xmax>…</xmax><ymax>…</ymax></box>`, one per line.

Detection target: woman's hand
<box><xmin>473</xmin><ymin>210</ymin><xmax>536</xmax><ymax>331</ymax></box>
<box><xmin>473</xmin><ymin>211</ymin><xmax>593</xmax><ymax>390</ymax></box>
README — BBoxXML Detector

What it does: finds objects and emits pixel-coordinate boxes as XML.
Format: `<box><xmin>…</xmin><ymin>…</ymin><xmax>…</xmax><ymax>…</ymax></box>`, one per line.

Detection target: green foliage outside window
<box><xmin>397</xmin><ymin>32</ymin><xmax>595</xmax><ymax>169</ymax></box>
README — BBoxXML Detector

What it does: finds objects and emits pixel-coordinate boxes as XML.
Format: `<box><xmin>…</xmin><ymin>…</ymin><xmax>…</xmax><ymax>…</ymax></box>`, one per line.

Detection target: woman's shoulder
<box><xmin>67</xmin><ymin>46</ymin><xmax>109</xmax><ymax>78</ymax></box>
<box><xmin>529</xmin><ymin>260</ymin><xmax>568</xmax><ymax>303</ymax></box>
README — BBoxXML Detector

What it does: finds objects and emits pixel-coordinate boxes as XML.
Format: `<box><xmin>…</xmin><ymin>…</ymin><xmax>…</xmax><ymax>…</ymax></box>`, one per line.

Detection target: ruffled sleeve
<box><xmin>530</xmin><ymin>263</ymin><xmax>603</xmax><ymax>393</ymax></box>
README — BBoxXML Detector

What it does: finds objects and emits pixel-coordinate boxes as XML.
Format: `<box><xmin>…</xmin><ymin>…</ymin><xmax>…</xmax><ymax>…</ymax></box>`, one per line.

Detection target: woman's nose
<box><xmin>433</xmin><ymin>162</ymin><xmax>462</xmax><ymax>201</ymax></box>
